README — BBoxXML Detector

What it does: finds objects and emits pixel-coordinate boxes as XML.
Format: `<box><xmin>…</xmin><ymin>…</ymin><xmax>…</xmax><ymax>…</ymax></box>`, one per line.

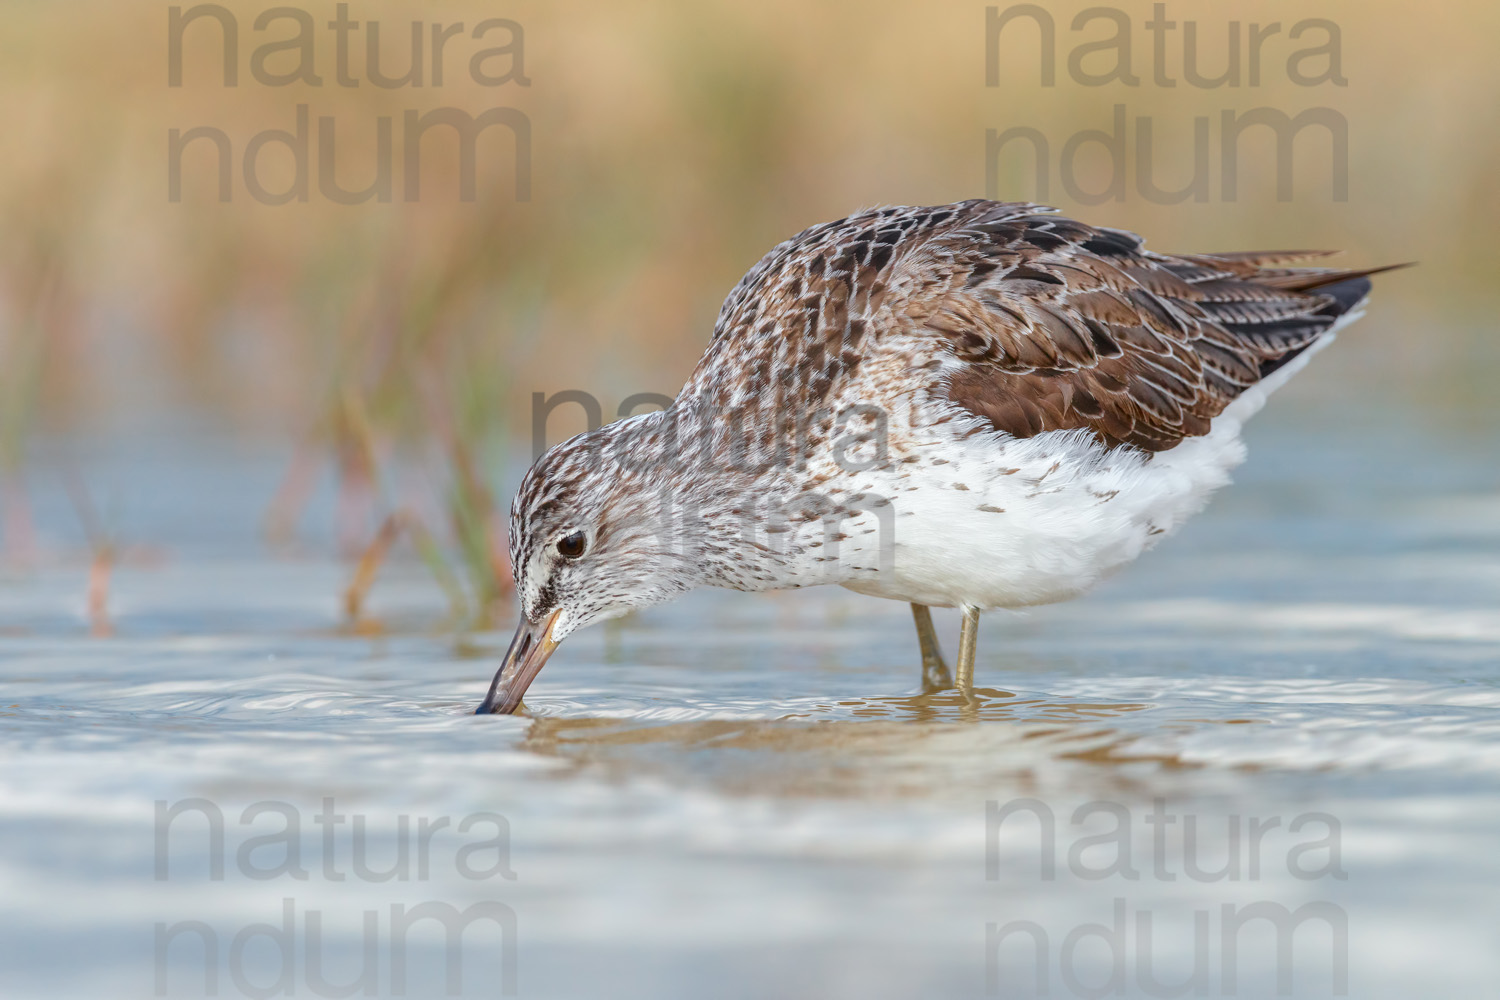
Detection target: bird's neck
<box><xmin>605</xmin><ymin>404</ymin><xmax>882</xmax><ymax>594</ymax></box>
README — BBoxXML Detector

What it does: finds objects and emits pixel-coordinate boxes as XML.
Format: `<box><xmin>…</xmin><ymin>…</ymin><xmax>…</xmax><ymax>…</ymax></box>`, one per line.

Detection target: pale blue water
<box><xmin>2</xmin><ymin>399</ymin><xmax>1499</xmax><ymax>998</ymax></box>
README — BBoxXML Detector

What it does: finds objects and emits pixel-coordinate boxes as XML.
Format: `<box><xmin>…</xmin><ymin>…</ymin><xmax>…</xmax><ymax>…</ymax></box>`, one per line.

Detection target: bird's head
<box><xmin>476</xmin><ymin>413</ymin><xmax>703</xmax><ymax>714</ymax></box>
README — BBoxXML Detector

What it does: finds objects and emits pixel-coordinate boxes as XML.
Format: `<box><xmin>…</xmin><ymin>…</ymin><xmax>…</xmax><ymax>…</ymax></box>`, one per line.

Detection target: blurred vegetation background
<box><xmin>1</xmin><ymin>0</ymin><xmax>1496</xmax><ymax>624</ymax></box>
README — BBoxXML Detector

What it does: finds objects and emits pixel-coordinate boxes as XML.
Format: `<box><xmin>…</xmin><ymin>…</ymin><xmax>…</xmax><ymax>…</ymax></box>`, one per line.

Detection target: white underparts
<box><xmin>828</xmin><ymin>332</ymin><xmax>1343</xmax><ymax>610</ymax></box>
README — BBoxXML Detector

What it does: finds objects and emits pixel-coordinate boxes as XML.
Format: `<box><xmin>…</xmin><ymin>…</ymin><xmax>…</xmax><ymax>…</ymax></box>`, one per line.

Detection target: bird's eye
<box><xmin>556</xmin><ymin>531</ymin><xmax>587</xmax><ymax>559</ymax></box>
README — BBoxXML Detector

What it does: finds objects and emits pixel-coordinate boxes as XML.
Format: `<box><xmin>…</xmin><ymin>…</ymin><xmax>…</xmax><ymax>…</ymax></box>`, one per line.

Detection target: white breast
<box><xmin>834</xmin><ymin>342</ymin><xmax>1329</xmax><ymax>610</ymax></box>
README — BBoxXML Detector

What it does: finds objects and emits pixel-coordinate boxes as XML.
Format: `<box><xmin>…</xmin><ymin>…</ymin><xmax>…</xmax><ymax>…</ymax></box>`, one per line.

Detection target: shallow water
<box><xmin>3</xmin><ymin>402</ymin><xmax>1499</xmax><ymax>998</ymax></box>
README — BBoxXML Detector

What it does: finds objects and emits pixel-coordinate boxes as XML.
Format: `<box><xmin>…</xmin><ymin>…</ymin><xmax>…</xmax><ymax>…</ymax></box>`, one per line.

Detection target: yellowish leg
<box><xmin>955</xmin><ymin>605</ymin><xmax>981</xmax><ymax>696</ymax></box>
<box><xmin>911</xmin><ymin>603</ymin><xmax>953</xmax><ymax>693</ymax></box>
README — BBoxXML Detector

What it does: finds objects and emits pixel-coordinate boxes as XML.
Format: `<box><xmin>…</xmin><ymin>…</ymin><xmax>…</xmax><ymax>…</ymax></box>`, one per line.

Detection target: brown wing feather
<box><xmin>684</xmin><ymin>199</ymin><xmax>1396</xmax><ymax>456</ymax></box>
<box><xmin>905</xmin><ymin>200</ymin><xmax>1389</xmax><ymax>452</ymax></box>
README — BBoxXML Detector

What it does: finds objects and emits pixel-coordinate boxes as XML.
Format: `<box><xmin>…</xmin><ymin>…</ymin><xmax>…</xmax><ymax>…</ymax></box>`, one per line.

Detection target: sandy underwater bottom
<box><xmin>2</xmin><ymin>412</ymin><xmax>1500</xmax><ymax>999</ymax></box>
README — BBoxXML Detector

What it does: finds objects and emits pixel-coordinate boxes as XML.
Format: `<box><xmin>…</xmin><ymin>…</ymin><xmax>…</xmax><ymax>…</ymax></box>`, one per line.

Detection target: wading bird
<box><xmin>477</xmin><ymin>199</ymin><xmax>1398</xmax><ymax>714</ymax></box>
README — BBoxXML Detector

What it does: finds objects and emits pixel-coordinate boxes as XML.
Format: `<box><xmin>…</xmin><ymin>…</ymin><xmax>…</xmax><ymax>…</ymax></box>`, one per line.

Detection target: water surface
<box><xmin>2</xmin><ymin>404</ymin><xmax>1498</xmax><ymax>998</ymax></box>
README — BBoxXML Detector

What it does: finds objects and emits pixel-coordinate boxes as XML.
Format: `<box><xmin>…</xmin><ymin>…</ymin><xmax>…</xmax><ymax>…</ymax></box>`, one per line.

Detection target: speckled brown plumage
<box><xmin>686</xmin><ymin>199</ymin><xmax>1394</xmax><ymax>452</ymax></box>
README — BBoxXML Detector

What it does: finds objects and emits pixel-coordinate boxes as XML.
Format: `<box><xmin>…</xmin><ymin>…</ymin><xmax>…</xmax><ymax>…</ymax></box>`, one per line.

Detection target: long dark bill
<box><xmin>475</xmin><ymin>610</ymin><xmax>562</xmax><ymax>715</ymax></box>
